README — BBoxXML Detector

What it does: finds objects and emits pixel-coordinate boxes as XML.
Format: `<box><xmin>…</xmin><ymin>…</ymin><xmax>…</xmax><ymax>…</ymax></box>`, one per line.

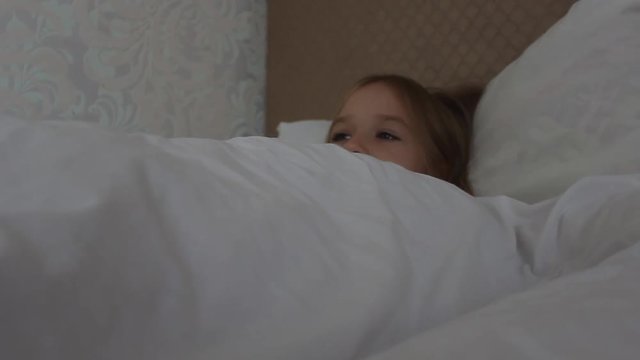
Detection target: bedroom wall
<box><xmin>266</xmin><ymin>0</ymin><xmax>577</xmax><ymax>136</ymax></box>
<box><xmin>0</xmin><ymin>0</ymin><xmax>266</xmax><ymax>139</ymax></box>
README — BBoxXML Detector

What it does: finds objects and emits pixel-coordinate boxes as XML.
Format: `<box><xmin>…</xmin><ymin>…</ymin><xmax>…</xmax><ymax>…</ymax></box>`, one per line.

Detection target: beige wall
<box><xmin>267</xmin><ymin>0</ymin><xmax>576</xmax><ymax>136</ymax></box>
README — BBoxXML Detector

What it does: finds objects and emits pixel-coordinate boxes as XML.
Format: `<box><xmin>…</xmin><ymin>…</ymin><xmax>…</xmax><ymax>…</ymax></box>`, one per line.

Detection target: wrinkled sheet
<box><xmin>367</xmin><ymin>240</ymin><xmax>640</xmax><ymax>360</ymax></box>
<box><xmin>1</xmin><ymin>118</ymin><xmax>639</xmax><ymax>360</ymax></box>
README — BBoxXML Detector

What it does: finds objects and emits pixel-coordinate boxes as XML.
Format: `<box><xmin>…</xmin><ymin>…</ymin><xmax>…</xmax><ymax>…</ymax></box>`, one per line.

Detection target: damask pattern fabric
<box><xmin>0</xmin><ymin>0</ymin><xmax>266</xmax><ymax>138</ymax></box>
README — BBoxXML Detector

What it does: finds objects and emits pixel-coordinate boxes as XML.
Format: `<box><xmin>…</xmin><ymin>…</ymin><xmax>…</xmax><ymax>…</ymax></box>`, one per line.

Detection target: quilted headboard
<box><xmin>266</xmin><ymin>0</ymin><xmax>577</xmax><ymax>136</ymax></box>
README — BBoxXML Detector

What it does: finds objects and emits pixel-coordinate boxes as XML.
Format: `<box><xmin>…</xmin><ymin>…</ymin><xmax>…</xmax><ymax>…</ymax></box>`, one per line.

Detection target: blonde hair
<box><xmin>330</xmin><ymin>74</ymin><xmax>482</xmax><ymax>194</ymax></box>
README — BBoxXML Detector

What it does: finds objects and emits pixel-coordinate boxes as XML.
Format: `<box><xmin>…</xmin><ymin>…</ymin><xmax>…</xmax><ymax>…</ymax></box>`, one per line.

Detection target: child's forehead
<box><xmin>334</xmin><ymin>113</ymin><xmax>407</xmax><ymax>125</ymax></box>
<box><xmin>343</xmin><ymin>84</ymin><xmax>410</xmax><ymax>116</ymax></box>
<box><xmin>350</xmin><ymin>82</ymin><xmax>401</xmax><ymax>99</ymax></box>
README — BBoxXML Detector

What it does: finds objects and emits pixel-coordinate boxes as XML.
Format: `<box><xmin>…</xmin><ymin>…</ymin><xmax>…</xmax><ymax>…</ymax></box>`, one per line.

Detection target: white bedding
<box><xmin>368</xmin><ymin>241</ymin><xmax>640</xmax><ymax>360</ymax></box>
<box><xmin>471</xmin><ymin>0</ymin><xmax>640</xmax><ymax>203</ymax></box>
<box><xmin>1</xmin><ymin>118</ymin><xmax>639</xmax><ymax>360</ymax></box>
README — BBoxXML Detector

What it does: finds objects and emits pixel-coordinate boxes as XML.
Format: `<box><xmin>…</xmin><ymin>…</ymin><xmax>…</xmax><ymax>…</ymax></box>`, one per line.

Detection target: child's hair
<box><xmin>331</xmin><ymin>74</ymin><xmax>483</xmax><ymax>194</ymax></box>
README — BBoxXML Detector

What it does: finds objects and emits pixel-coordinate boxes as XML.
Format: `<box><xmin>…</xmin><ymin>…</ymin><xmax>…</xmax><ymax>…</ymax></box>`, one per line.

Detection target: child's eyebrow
<box><xmin>332</xmin><ymin>115</ymin><xmax>349</xmax><ymax>124</ymax></box>
<box><xmin>378</xmin><ymin>115</ymin><xmax>409</xmax><ymax>126</ymax></box>
<box><xmin>379</xmin><ymin>115</ymin><xmax>403</xmax><ymax>122</ymax></box>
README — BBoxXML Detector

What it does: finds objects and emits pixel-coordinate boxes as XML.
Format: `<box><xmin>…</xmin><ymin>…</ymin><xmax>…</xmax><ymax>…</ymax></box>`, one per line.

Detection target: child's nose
<box><xmin>343</xmin><ymin>138</ymin><xmax>367</xmax><ymax>154</ymax></box>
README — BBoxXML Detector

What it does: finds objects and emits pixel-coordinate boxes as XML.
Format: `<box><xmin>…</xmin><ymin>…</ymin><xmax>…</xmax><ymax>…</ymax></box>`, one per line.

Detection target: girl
<box><xmin>326</xmin><ymin>74</ymin><xmax>482</xmax><ymax>194</ymax></box>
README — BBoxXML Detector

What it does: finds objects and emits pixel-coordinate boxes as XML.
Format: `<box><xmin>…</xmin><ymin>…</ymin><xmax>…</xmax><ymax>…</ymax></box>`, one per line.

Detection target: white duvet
<box><xmin>1</xmin><ymin>118</ymin><xmax>639</xmax><ymax>360</ymax></box>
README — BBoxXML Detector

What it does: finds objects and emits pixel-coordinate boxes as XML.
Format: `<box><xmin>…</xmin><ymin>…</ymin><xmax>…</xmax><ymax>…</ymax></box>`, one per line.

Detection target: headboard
<box><xmin>266</xmin><ymin>0</ymin><xmax>577</xmax><ymax>136</ymax></box>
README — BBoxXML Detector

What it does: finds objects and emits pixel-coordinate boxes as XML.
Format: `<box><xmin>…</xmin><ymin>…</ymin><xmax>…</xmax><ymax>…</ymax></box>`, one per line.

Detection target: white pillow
<box><xmin>470</xmin><ymin>0</ymin><xmax>640</xmax><ymax>203</ymax></box>
<box><xmin>276</xmin><ymin>119</ymin><xmax>331</xmax><ymax>144</ymax></box>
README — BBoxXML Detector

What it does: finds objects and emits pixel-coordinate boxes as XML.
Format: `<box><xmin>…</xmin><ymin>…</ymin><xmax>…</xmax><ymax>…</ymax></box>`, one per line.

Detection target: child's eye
<box><xmin>377</xmin><ymin>132</ymin><xmax>400</xmax><ymax>141</ymax></box>
<box><xmin>330</xmin><ymin>132</ymin><xmax>351</xmax><ymax>143</ymax></box>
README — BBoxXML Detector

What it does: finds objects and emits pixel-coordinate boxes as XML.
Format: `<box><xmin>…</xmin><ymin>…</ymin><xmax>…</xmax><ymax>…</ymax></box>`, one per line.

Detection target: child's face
<box><xmin>328</xmin><ymin>83</ymin><xmax>429</xmax><ymax>174</ymax></box>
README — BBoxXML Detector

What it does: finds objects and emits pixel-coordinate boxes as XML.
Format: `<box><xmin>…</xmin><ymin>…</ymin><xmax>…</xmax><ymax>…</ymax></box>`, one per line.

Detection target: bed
<box><xmin>1</xmin><ymin>0</ymin><xmax>640</xmax><ymax>359</ymax></box>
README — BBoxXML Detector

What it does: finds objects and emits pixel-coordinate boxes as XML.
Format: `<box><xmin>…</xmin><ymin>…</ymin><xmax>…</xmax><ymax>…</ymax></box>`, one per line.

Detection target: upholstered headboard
<box><xmin>266</xmin><ymin>0</ymin><xmax>577</xmax><ymax>136</ymax></box>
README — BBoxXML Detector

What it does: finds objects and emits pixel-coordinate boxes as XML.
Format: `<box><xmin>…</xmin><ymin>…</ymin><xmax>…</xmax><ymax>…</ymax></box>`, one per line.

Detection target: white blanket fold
<box><xmin>1</xmin><ymin>118</ymin><xmax>638</xmax><ymax>360</ymax></box>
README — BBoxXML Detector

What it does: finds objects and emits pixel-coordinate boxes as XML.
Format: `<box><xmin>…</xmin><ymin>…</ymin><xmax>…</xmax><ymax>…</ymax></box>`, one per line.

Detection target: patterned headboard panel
<box><xmin>266</xmin><ymin>0</ymin><xmax>577</xmax><ymax>136</ymax></box>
